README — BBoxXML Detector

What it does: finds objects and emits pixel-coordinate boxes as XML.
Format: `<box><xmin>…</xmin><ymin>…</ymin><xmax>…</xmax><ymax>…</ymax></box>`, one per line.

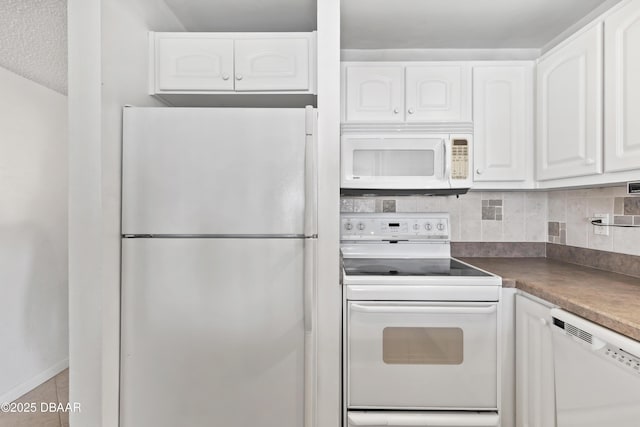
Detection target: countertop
<box><xmin>460</xmin><ymin>257</ymin><xmax>640</xmax><ymax>342</ymax></box>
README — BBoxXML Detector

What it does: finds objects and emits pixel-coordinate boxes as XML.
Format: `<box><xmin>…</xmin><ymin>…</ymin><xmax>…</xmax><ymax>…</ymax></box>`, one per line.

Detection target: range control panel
<box><xmin>341</xmin><ymin>213</ymin><xmax>450</xmax><ymax>241</ymax></box>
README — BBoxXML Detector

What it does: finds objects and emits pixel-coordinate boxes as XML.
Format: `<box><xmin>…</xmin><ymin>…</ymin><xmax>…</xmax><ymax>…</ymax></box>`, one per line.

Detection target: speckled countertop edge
<box><xmin>461</xmin><ymin>257</ymin><xmax>640</xmax><ymax>342</ymax></box>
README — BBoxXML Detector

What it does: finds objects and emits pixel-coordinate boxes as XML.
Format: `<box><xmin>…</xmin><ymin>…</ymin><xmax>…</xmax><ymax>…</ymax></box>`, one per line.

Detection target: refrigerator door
<box><xmin>122</xmin><ymin>107</ymin><xmax>308</xmax><ymax>235</ymax></box>
<box><xmin>120</xmin><ymin>237</ymin><xmax>305</xmax><ymax>427</ymax></box>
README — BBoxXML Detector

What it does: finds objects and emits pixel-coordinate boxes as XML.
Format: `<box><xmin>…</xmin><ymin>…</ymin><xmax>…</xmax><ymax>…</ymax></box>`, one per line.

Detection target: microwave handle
<box><xmin>350</xmin><ymin>304</ymin><xmax>497</xmax><ymax>315</ymax></box>
<box><xmin>443</xmin><ymin>139</ymin><xmax>451</xmax><ymax>183</ymax></box>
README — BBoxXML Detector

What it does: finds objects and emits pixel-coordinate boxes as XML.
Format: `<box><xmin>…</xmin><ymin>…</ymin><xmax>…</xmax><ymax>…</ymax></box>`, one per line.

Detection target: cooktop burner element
<box><xmin>343</xmin><ymin>258</ymin><xmax>492</xmax><ymax>277</ymax></box>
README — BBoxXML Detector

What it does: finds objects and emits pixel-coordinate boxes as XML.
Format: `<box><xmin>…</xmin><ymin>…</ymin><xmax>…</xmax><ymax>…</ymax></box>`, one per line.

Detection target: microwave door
<box><xmin>342</xmin><ymin>136</ymin><xmax>447</xmax><ymax>189</ymax></box>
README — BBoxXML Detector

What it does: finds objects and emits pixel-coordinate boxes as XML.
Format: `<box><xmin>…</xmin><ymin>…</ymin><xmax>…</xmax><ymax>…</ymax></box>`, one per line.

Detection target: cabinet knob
<box><xmin>393</xmin><ymin>108</ymin><xmax>399</xmax><ymax>114</ymax></box>
<box><xmin>476</xmin><ymin>169</ymin><xmax>483</xmax><ymax>175</ymax></box>
<box><xmin>235</xmin><ymin>74</ymin><xmax>243</xmax><ymax>81</ymax></box>
<box><xmin>408</xmin><ymin>108</ymin><xmax>415</xmax><ymax>114</ymax></box>
<box><xmin>222</xmin><ymin>74</ymin><xmax>230</xmax><ymax>81</ymax></box>
<box><xmin>540</xmin><ymin>318</ymin><xmax>548</xmax><ymax>326</ymax></box>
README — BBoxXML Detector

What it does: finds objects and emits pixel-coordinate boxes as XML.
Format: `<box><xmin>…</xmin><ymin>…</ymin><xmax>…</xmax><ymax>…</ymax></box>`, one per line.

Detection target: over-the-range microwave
<box><xmin>341</xmin><ymin>133</ymin><xmax>473</xmax><ymax>192</ymax></box>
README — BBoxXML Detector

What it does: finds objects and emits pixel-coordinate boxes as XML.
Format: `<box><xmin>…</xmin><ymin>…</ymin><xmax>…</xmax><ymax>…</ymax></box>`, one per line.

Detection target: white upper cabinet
<box><xmin>342</xmin><ymin>62</ymin><xmax>471</xmax><ymax>123</ymax></box>
<box><xmin>343</xmin><ymin>65</ymin><xmax>404</xmax><ymax>122</ymax></box>
<box><xmin>405</xmin><ymin>64</ymin><xmax>471</xmax><ymax>122</ymax></box>
<box><xmin>151</xmin><ymin>32</ymin><xmax>316</xmax><ymax>94</ymax></box>
<box><xmin>605</xmin><ymin>0</ymin><xmax>640</xmax><ymax>173</ymax></box>
<box><xmin>536</xmin><ymin>23</ymin><xmax>604</xmax><ymax>181</ymax></box>
<box><xmin>234</xmin><ymin>38</ymin><xmax>310</xmax><ymax>91</ymax></box>
<box><xmin>473</xmin><ymin>63</ymin><xmax>534</xmax><ymax>183</ymax></box>
<box><xmin>156</xmin><ymin>36</ymin><xmax>234</xmax><ymax>91</ymax></box>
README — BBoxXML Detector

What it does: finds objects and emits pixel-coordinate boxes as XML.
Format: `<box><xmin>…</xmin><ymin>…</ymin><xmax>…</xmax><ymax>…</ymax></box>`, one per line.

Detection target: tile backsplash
<box><xmin>341</xmin><ymin>185</ymin><xmax>640</xmax><ymax>256</ymax></box>
<box><xmin>340</xmin><ymin>191</ymin><xmax>548</xmax><ymax>242</ymax></box>
<box><xmin>547</xmin><ymin>186</ymin><xmax>640</xmax><ymax>256</ymax></box>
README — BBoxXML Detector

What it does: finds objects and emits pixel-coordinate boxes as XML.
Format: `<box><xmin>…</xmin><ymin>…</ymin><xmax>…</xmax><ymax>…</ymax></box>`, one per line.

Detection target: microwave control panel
<box><xmin>451</xmin><ymin>139</ymin><xmax>469</xmax><ymax>180</ymax></box>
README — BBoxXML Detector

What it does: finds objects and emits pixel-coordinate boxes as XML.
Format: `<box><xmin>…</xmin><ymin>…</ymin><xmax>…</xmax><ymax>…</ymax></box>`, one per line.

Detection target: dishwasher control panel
<box><xmin>604</xmin><ymin>347</ymin><xmax>640</xmax><ymax>375</ymax></box>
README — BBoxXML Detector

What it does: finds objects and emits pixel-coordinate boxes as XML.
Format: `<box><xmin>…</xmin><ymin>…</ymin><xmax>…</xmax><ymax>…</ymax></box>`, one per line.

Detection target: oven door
<box><xmin>341</xmin><ymin>135</ymin><xmax>446</xmax><ymax>189</ymax></box>
<box><xmin>347</xmin><ymin>301</ymin><xmax>498</xmax><ymax>410</ymax></box>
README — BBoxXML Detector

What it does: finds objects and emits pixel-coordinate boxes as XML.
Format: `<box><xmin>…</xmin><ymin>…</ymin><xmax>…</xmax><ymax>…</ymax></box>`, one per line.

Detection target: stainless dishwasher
<box><xmin>551</xmin><ymin>308</ymin><xmax>640</xmax><ymax>427</ymax></box>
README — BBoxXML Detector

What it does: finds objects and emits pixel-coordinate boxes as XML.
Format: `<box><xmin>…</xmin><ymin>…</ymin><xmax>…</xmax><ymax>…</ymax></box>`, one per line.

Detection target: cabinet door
<box><xmin>344</xmin><ymin>66</ymin><xmax>404</xmax><ymax>122</ymax></box>
<box><xmin>234</xmin><ymin>37</ymin><xmax>309</xmax><ymax>91</ymax></box>
<box><xmin>536</xmin><ymin>23</ymin><xmax>603</xmax><ymax>181</ymax></box>
<box><xmin>605</xmin><ymin>1</ymin><xmax>640</xmax><ymax>172</ymax></box>
<box><xmin>473</xmin><ymin>64</ymin><xmax>533</xmax><ymax>182</ymax></box>
<box><xmin>515</xmin><ymin>295</ymin><xmax>556</xmax><ymax>427</ymax></box>
<box><xmin>405</xmin><ymin>64</ymin><xmax>471</xmax><ymax>122</ymax></box>
<box><xmin>155</xmin><ymin>35</ymin><xmax>234</xmax><ymax>91</ymax></box>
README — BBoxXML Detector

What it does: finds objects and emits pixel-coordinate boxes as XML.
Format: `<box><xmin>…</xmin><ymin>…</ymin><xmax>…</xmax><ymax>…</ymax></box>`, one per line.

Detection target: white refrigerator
<box><xmin>120</xmin><ymin>107</ymin><xmax>317</xmax><ymax>427</ymax></box>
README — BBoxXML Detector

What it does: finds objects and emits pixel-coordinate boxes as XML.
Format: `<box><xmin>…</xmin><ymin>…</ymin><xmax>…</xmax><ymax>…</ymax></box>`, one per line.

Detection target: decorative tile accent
<box><xmin>482</xmin><ymin>206</ymin><xmax>496</xmax><ymax>220</ymax></box>
<box><xmin>624</xmin><ymin>197</ymin><xmax>640</xmax><ymax>215</ymax></box>
<box><xmin>548</xmin><ymin>221</ymin><xmax>567</xmax><ymax>244</ymax></box>
<box><xmin>481</xmin><ymin>199</ymin><xmax>503</xmax><ymax>221</ymax></box>
<box><xmin>382</xmin><ymin>199</ymin><xmax>396</xmax><ymax>213</ymax></box>
<box><xmin>614</xmin><ymin>215</ymin><xmax>633</xmax><ymax>225</ymax></box>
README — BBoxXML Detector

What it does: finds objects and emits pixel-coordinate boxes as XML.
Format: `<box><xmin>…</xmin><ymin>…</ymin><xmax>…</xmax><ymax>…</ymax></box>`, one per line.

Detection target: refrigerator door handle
<box><xmin>303</xmin><ymin>237</ymin><xmax>317</xmax><ymax>427</ymax></box>
<box><xmin>304</xmin><ymin>106</ymin><xmax>318</xmax><ymax>238</ymax></box>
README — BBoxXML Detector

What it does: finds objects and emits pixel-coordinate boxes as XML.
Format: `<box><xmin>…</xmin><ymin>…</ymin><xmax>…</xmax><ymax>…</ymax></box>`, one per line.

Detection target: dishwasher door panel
<box><xmin>552</xmin><ymin>321</ymin><xmax>640</xmax><ymax>427</ymax></box>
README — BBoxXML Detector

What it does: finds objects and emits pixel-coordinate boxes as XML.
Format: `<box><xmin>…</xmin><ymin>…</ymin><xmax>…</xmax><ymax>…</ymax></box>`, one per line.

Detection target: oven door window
<box><xmin>382</xmin><ymin>327</ymin><xmax>463</xmax><ymax>365</ymax></box>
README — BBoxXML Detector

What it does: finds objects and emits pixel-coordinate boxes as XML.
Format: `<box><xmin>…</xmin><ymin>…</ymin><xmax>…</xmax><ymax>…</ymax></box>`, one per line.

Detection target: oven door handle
<box><xmin>350</xmin><ymin>304</ymin><xmax>497</xmax><ymax>315</ymax></box>
<box><xmin>348</xmin><ymin>411</ymin><xmax>500</xmax><ymax>426</ymax></box>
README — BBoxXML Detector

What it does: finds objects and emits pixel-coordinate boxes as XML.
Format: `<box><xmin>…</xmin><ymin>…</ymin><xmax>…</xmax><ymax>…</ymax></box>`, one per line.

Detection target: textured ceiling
<box><xmin>0</xmin><ymin>0</ymin><xmax>67</xmax><ymax>94</ymax></box>
<box><xmin>342</xmin><ymin>0</ymin><xmax>606</xmax><ymax>49</ymax></box>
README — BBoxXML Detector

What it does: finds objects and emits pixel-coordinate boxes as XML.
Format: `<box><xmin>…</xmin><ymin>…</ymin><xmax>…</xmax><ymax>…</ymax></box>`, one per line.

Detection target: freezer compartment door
<box><xmin>122</xmin><ymin>107</ymin><xmax>307</xmax><ymax>235</ymax></box>
<box><xmin>120</xmin><ymin>238</ymin><xmax>305</xmax><ymax>427</ymax></box>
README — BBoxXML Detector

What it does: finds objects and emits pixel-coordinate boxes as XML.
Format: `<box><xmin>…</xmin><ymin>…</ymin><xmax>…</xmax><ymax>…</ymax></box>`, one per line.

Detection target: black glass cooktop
<box><xmin>343</xmin><ymin>258</ymin><xmax>491</xmax><ymax>277</ymax></box>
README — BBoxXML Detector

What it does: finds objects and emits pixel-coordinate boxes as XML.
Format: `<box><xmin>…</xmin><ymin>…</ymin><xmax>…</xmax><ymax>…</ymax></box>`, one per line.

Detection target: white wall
<box><xmin>0</xmin><ymin>65</ymin><xmax>68</xmax><ymax>403</ymax></box>
<box><xmin>68</xmin><ymin>0</ymin><xmax>184</xmax><ymax>425</ymax></box>
<box><xmin>316</xmin><ymin>1</ymin><xmax>342</xmax><ymax>426</ymax></box>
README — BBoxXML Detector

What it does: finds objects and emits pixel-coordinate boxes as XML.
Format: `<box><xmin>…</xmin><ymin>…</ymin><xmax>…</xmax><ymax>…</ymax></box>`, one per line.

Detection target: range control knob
<box><xmin>345</xmin><ymin>222</ymin><xmax>353</xmax><ymax>231</ymax></box>
<box><xmin>413</xmin><ymin>223</ymin><xmax>420</xmax><ymax>231</ymax></box>
<box><xmin>437</xmin><ymin>223</ymin><xmax>446</xmax><ymax>231</ymax></box>
<box><xmin>425</xmin><ymin>223</ymin><xmax>433</xmax><ymax>231</ymax></box>
<box><xmin>357</xmin><ymin>222</ymin><xmax>366</xmax><ymax>231</ymax></box>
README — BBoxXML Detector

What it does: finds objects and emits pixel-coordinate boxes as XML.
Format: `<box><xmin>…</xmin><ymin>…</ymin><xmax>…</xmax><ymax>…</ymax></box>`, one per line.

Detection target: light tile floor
<box><xmin>0</xmin><ymin>369</ymin><xmax>69</xmax><ymax>427</ymax></box>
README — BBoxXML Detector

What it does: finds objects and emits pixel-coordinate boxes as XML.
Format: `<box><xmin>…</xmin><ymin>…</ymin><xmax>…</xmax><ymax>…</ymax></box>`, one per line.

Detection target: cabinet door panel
<box><xmin>344</xmin><ymin>66</ymin><xmax>404</xmax><ymax>122</ymax></box>
<box><xmin>515</xmin><ymin>295</ymin><xmax>556</xmax><ymax>427</ymax></box>
<box><xmin>234</xmin><ymin>38</ymin><xmax>309</xmax><ymax>91</ymax></box>
<box><xmin>156</xmin><ymin>37</ymin><xmax>234</xmax><ymax>91</ymax></box>
<box><xmin>405</xmin><ymin>65</ymin><xmax>471</xmax><ymax>122</ymax></box>
<box><xmin>605</xmin><ymin>2</ymin><xmax>640</xmax><ymax>172</ymax></box>
<box><xmin>536</xmin><ymin>24</ymin><xmax>603</xmax><ymax>181</ymax></box>
<box><xmin>473</xmin><ymin>64</ymin><xmax>533</xmax><ymax>182</ymax></box>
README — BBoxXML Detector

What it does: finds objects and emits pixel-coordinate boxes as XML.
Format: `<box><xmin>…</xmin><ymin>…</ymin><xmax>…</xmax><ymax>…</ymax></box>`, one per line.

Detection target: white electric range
<box><xmin>341</xmin><ymin>213</ymin><xmax>502</xmax><ymax>427</ymax></box>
